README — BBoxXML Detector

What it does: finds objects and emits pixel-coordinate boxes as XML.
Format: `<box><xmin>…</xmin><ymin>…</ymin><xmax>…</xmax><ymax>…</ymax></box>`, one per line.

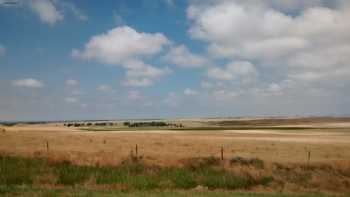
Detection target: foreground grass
<box><xmin>0</xmin><ymin>156</ymin><xmax>271</xmax><ymax>191</ymax></box>
<box><xmin>0</xmin><ymin>186</ymin><xmax>340</xmax><ymax>197</ymax></box>
<box><xmin>1</xmin><ymin>155</ymin><xmax>350</xmax><ymax>196</ymax></box>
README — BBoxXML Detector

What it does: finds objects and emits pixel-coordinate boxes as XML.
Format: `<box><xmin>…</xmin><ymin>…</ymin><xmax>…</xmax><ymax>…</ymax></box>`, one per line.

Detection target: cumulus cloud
<box><xmin>207</xmin><ymin>61</ymin><xmax>257</xmax><ymax>82</ymax></box>
<box><xmin>210</xmin><ymin>89</ymin><xmax>239</xmax><ymax>102</ymax></box>
<box><xmin>188</xmin><ymin>0</ymin><xmax>350</xmax><ymax>95</ymax></box>
<box><xmin>64</xmin><ymin>97</ymin><xmax>78</xmax><ymax>103</ymax></box>
<box><xmin>72</xmin><ymin>26</ymin><xmax>170</xmax><ymax>64</ymax></box>
<box><xmin>12</xmin><ymin>78</ymin><xmax>44</xmax><ymax>88</ymax></box>
<box><xmin>1</xmin><ymin>0</ymin><xmax>87</xmax><ymax>25</ymax></box>
<box><xmin>123</xmin><ymin>60</ymin><xmax>171</xmax><ymax>87</ymax></box>
<box><xmin>189</xmin><ymin>2</ymin><xmax>307</xmax><ymax>60</ymax></box>
<box><xmin>127</xmin><ymin>90</ymin><xmax>142</xmax><ymax>100</ymax></box>
<box><xmin>97</xmin><ymin>85</ymin><xmax>112</xmax><ymax>92</ymax></box>
<box><xmin>164</xmin><ymin>45</ymin><xmax>207</xmax><ymax>68</ymax></box>
<box><xmin>184</xmin><ymin>88</ymin><xmax>198</xmax><ymax>96</ymax></box>
<box><xmin>188</xmin><ymin>1</ymin><xmax>350</xmax><ymax>63</ymax></box>
<box><xmin>57</xmin><ymin>0</ymin><xmax>88</xmax><ymax>21</ymax></box>
<box><xmin>73</xmin><ymin>26</ymin><xmax>172</xmax><ymax>87</ymax></box>
<box><xmin>65</xmin><ymin>79</ymin><xmax>78</xmax><ymax>86</ymax></box>
<box><xmin>163</xmin><ymin>92</ymin><xmax>180</xmax><ymax>107</ymax></box>
<box><xmin>30</xmin><ymin>0</ymin><xmax>63</xmax><ymax>25</ymax></box>
<box><xmin>201</xmin><ymin>81</ymin><xmax>213</xmax><ymax>89</ymax></box>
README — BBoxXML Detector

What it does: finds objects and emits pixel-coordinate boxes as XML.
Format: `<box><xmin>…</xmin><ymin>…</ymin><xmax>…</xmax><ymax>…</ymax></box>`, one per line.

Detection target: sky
<box><xmin>0</xmin><ymin>0</ymin><xmax>350</xmax><ymax>121</ymax></box>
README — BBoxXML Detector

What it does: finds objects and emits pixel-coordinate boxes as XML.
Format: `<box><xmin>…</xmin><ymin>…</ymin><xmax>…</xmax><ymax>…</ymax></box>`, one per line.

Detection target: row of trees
<box><xmin>64</xmin><ymin>122</ymin><xmax>116</xmax><ymax>127</ymax></box>
<box><xmin>63</xmin><ymin>121</ymin><xmax>184</xmax><ymax>128</ymax></box>
<box><xmin>123</xmin><ymin>121</ymin><xmax>184</xmax><ymax>128</ymax></box>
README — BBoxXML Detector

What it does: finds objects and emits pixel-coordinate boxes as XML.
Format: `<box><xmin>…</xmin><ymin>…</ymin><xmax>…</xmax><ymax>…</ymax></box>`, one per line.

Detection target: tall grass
<box><xmin>54</xmin><ymin>160</ymin><xmax>95</xmax><ymax>185</ymax></box>
<box><xmin>0</xmin><ymin>155</ymin><xmax>271</xmax><ymax>190</ymax></box>
<box><xmin>0</xmin><ymin>156</ymin><xmax>47</xmax><ymax>185</ymax></box>
<box><xmin>0</xmin><ymin>186</ymin><xmax>338</xmax><ymax>197</ymax></box>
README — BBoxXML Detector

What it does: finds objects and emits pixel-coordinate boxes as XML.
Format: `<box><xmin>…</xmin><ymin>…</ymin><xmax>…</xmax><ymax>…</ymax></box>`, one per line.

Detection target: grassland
<box><xmin>0</xmin><ymin>186</ymin><xmax>341</xmax><ymax>197</ymax></box>
<box><xmin>1</xmin><ymin>155</ymin><xmax>350</xmax><ymax>197</ymax></box>
<box><xmin>0</xmin><ymin>155</ymin><xmax>271</xmax><ymax>190</ymax></box>
<box><xmin>1</xmin><ymin>117</ymin><xmax>350</xmax><ymax>196</ymax></box>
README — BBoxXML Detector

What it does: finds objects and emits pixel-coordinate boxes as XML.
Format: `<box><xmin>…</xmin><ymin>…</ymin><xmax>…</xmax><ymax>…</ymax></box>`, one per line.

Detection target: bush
<box><xmin>184</xmin><ymin>156</ymin><xmax>220</xmax><ymax>170</ymax></box>
<box><xmin>126</xmin><ymin>121</ymin><xmax>170</xmax><ymax>128</ymax></box>
<box><xmin>94</xmin><ymin>122</ymin><xmax>107</xmax><ymax>126</ymax></box>
<box><xmin>230</xmin><ymin>157</ymin><xmax>264</xmax><ymax>169</ymax></box>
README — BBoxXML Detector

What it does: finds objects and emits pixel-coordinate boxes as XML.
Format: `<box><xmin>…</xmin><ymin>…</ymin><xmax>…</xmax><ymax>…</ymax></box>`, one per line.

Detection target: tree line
<box><xmin>64</xmin><ymin>122</ymin><xmax>116</xmax><ymax>127</ymax></box>
<box><xmin>123</xmin><ymin>121</ymin><xmax>184</xmax><ymax>128</ymax></box>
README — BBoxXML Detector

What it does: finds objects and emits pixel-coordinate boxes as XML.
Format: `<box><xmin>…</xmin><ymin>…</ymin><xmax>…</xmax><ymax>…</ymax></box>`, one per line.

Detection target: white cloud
<box><xmin>72</xmin><ymin>26</ymin><xmax>170</xmax><ymax>64</ymax></box>
<box><xmin>12</xmin><ymin>78</ymin><xmax>44</xmax><ymax>88</ymax></box>
<box><xmin>25</xmin><ymin>0</ymin><xmax>87</xmax><ymax>25</ymax></box>
<box><xmin>201</xmin><ymin>81</ymin><xmax>213</xmax><ymax>89</ymax></box>
<box><xmin>64</xmin><ymin>97</ymin><xmax>78</xmax><ymax>103</ymax></box>
<box><xmin>57</xmin><ymin>0</ymin><xmax>88</xmax><ymax>21</ymax></box>
<box><xmin>189</xmin><ymin>0</ymin><xmax>350</xmax><ymax>91</ymax></box>
<box><xmin>73</xmin><ymin>26</ymin><xmax>172</xmax><ymax>87</ymax></box>
<box><xmin>207</xmin><ymin>61</ymin><xmax>257</xmax><ymax>81</ymax></box>
<box><xmin>97</xmin><ymin>85</ymin><xmax>112</xmax><ymax>92</ymax></box>
<box><xmin>184</xmin><ymin>88</ymin><xmax>198</xmax><ymax>96</ymax></box>
<box><xmin>70</xmin><ymin>90</ymin><xmax>84</xmax><ymax>96</ymax></box>
<box><xmin>123</xmin><ymin>60</ymin><xmax>171</xmax><ymax>87</ymax></box>
<box><xmin>163</xmin><ymin>92</ymin><xmax>179</xmax><ymax>107</ymax></box>
<box><xmin>211</xmin><ymin>89</ymin><xmax>239</xmax><ymax>101</ymax></box>
<box><xmin>164</xmin><ymin>45</ymin><xmax>207</xmax><ymax>68</ymax></box>
<box><xmin>128</xmin><ymin>90</ymin><xmax>142</xmax><ymax>100</ymax></box>
<box><xmin>0</xmin><ymin>44</ymin><xmax>5</xmax><ymax>56</ymax></box>
<box><xmin>268</xmin><ymin>83</ymin><xmax>282</xmax><ymax>93</ymax></box>
<box><xmin>188</xmin><ymin>1</ymin><xmax>313</xmax><ymax>60</ymax></box>
<box><xmin>65</xmin><ymin>79</ymin><xmax>78</xmax><ymax>86</ymax></box>
<box><xmin>30</xmin><ymin>0</ymin><xmax>63</xmax><ymax>25</ymax></box>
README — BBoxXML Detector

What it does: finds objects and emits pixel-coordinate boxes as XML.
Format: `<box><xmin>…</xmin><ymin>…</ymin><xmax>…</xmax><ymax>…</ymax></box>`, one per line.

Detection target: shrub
<box><xmin>230</xmin><ymin>156</ymin><xmax>264</xmax><ymax>169</ymax></box>
<box><xmin>184</xmin><ymin>156</ymin><xmax>220</xmax><ymax>170</ymax></box>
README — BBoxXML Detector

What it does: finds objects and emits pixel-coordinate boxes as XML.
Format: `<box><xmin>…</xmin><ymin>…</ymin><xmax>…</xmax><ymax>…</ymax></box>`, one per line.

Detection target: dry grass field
<box><xmin>1</xmin><ymin>117</ymin><xmax>350</xmax><ymax>196</ymax></box>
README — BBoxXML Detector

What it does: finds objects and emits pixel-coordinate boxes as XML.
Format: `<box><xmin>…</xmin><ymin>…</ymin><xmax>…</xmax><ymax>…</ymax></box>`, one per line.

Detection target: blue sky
<box><xmin>0</xmin><ymin>0</ymin><xmax>350</xmax><ymax>121</ymax></box>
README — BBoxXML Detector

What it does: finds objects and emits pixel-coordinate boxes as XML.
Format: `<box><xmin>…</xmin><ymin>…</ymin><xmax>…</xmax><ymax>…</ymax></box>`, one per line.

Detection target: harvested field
<box><xmin>1</xmin><ymin>125</ymin><xmax>350</xmax><ymax>166</ymax></box>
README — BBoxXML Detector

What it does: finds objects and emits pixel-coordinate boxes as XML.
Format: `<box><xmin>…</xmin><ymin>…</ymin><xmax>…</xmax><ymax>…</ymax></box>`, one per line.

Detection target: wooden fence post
<box><xmin>221</xmin><ymin>146</ymin><xmax>224</xmax><ymax>161</ymax></box>
<box><xmin>135</xmin><ymin>144</ymin><xmax>138</xmax><ymax>157</ymax></box>
<box><xmin>46</xmin><ymin>140</ymin><xmax>49</xmax><ymax>153</ymax></box>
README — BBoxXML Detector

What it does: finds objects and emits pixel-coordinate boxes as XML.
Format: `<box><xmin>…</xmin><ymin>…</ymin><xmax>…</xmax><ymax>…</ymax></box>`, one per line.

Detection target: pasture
<box><xmin>1</xmin><ymin>117</ymin><xmax>350</xmax><ymax>196</ymax></box>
